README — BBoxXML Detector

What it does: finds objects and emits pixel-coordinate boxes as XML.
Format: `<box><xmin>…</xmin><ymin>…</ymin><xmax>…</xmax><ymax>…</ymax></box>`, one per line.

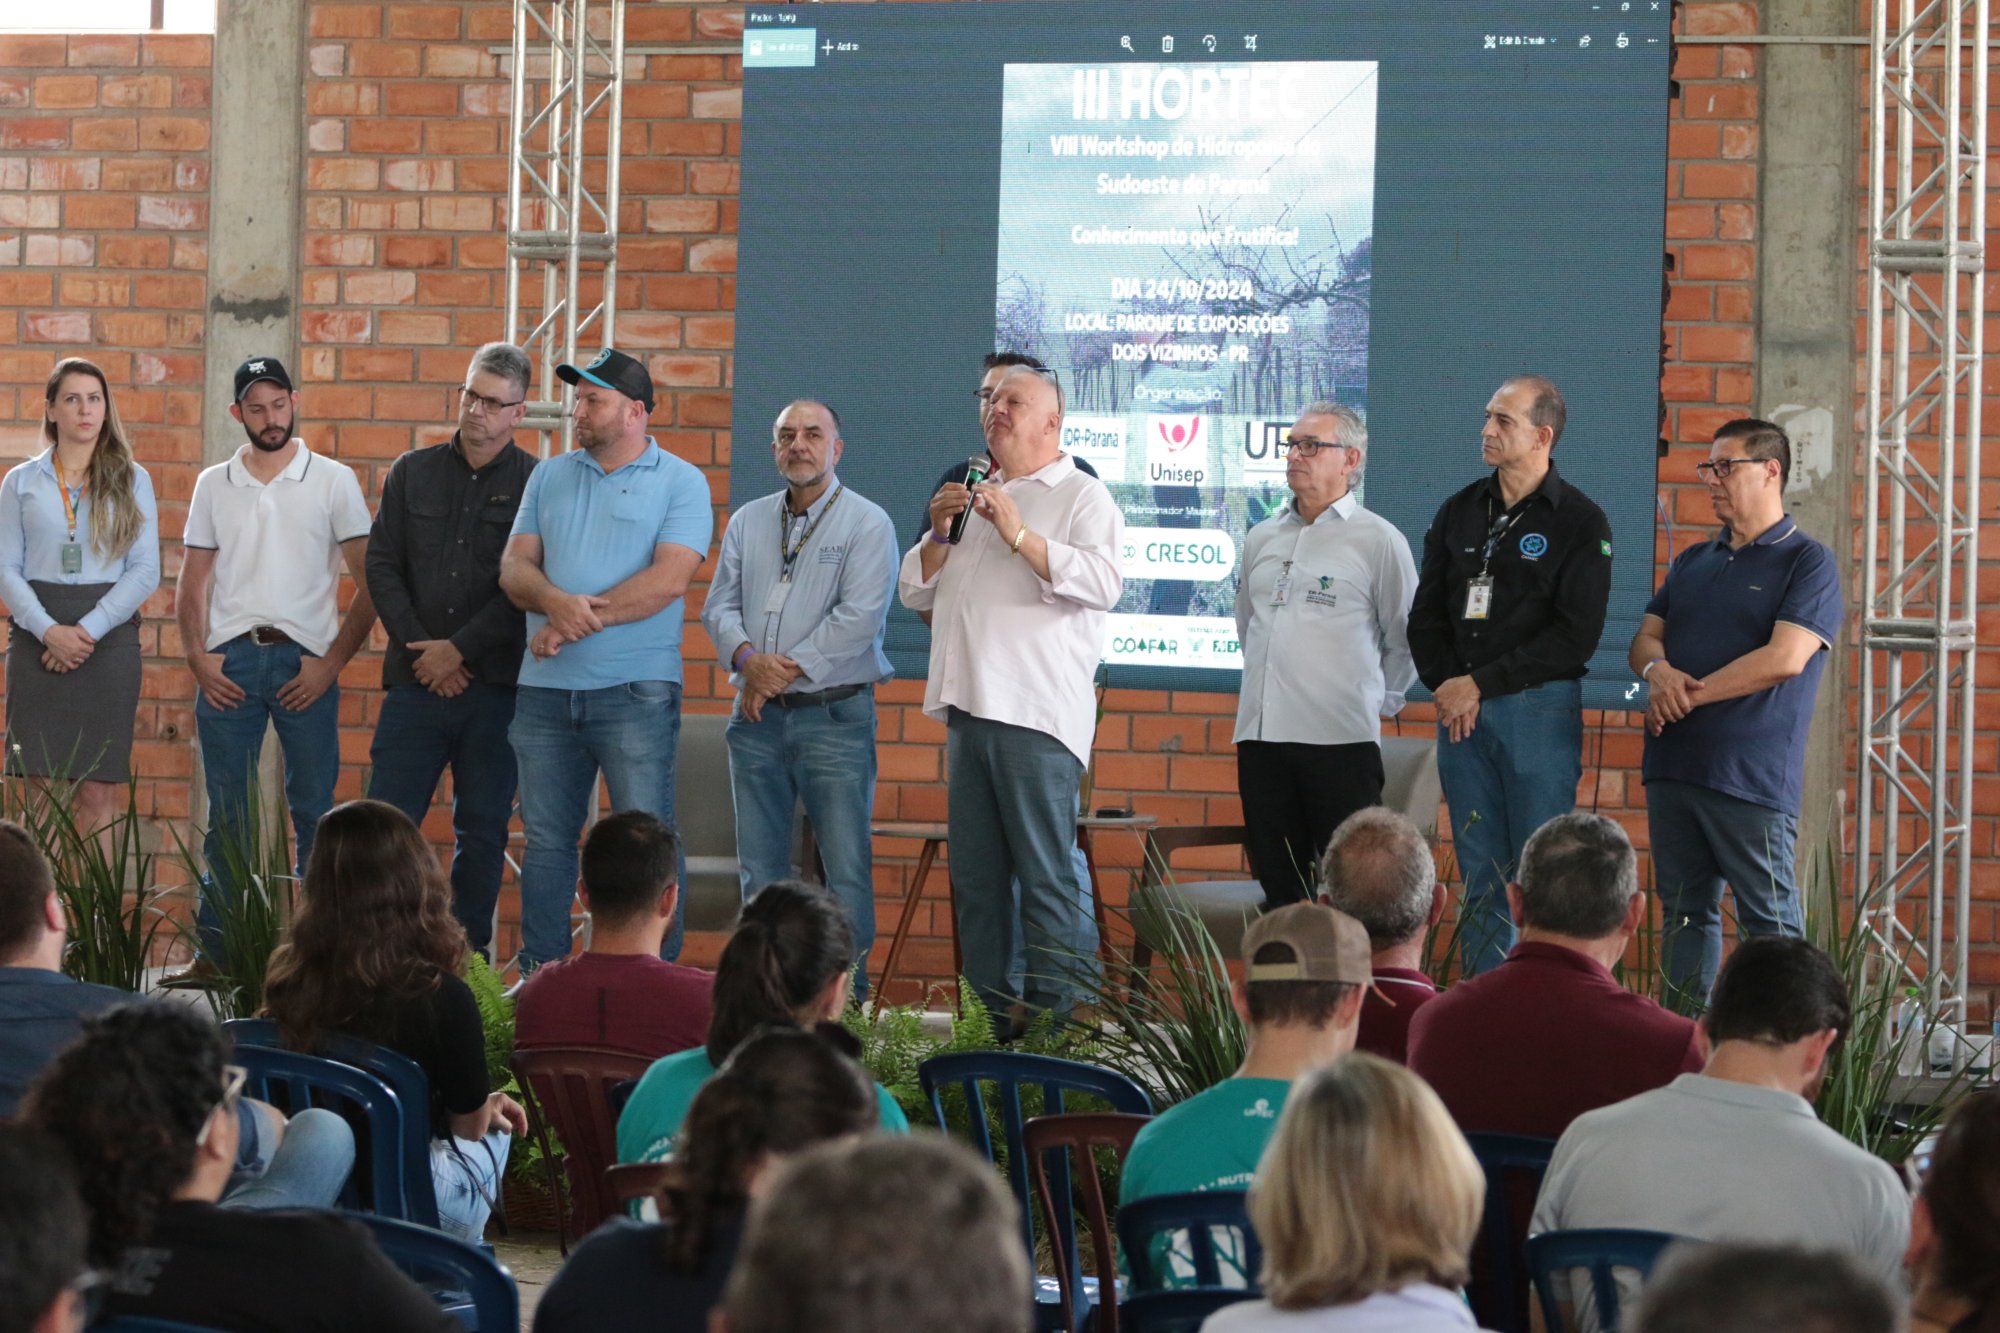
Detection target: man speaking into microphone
<box><xmin>899</xmin><ymin>365</ymin><xmax>1124</xmax><ymax>1035</ymax></box>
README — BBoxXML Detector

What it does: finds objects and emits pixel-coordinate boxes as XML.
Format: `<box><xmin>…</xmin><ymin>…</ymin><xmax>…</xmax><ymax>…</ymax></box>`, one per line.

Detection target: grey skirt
<box><xmin>6</xmin><ymin>580</ymin><xmax>142</xmax><ymax>783</ymax></box>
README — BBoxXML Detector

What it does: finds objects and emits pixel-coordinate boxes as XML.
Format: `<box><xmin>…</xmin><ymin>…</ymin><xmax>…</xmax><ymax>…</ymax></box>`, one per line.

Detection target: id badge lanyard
<box><xmin>56</xmin><ymin>460</ymin><xmax>86</xmax><ymax>575</ymax></box>
<box><xmin>1464</xmin><ymin>498</ymin><xmax>1523</xmax><ymax>621</ymax></box>
<box><xmin>764</xmin><ymin>485</ymin><xmax>843</xmax><ymax>645</ymax></box>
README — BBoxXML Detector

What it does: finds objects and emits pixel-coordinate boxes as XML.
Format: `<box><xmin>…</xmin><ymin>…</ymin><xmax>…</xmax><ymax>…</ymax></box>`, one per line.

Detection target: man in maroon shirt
<box><xmin>1317</xmin><ymin>807</ymin><xmax>1444</xmax><ymax>1063</ymax></box>
<box><xmin>515</xmin><ymin>811</ymin><xmax>714</xmax><ymax>1056</ymax></box>
<box><xmin>1408</xmin><ymin>812</ymin><xmax>1703</xmax><ymax>1139</ymax></box>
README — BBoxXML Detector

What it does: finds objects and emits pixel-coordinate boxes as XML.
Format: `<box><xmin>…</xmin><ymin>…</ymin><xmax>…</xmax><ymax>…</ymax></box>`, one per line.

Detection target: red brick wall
<box><xmin>1</xmin><ymin>2</ymin><xmax>1992</xmax><ymax>1009</ymax></box>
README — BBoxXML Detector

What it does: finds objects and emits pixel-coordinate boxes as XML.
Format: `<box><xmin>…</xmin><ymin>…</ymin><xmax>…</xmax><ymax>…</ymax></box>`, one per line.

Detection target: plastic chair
<box><xmin>1115</xmin><ymin>1190</ymin><xmax>1261</xmax><ymax>1294</ymax></box>
<box><xmin>609</xmin><ymin>1076</ymin><xmax>640</xmax><ymax>1118</ymax></box>
<box><xmin>1022</xmin><ymin>1112</ymin><xmax>1151</xmax><ymax>1333</ymax></box>
<box><xmin>919</xmin><ymin>1052</ymin><xmax>1152</xmax><ymax>1332</ymax></box>
<box><xmin>605</xmin><ymin>1160</ymin><xmax>673</xmax><ymax>1207</ymax></box>
<box><xmin>1526</xmin><ymin>1228</ymin><xmax>1681</xmax><ymax>1333</ymax></box>
<box><xmin>510</xmin><ymin>1045</ymin><xmax>656</xmax><ymax>1252</ymax></box>
<box><xmin>348</xmin><ymin>1211</ymin><xmax>519</xmax><ymax>1333</ymax></box>
<box><xmin>228</xmin><ymin>1043</ymin><xmax>399</xmax><ymax>1219</ymax></box>
<box><xmin>224</xmin><ymin>1018</ymin><xmax>443</xmax><ymax>1228</ymax></box>
<box><xmin>1465</xmin><ymin>1132</ymin><xmax>1558</xmax><ymax>1333</ymax></box>
<box><xmin>1119</xmin><ymin>1289</ymin><xmax>1258</xmax><ymax>1333</ymax></box>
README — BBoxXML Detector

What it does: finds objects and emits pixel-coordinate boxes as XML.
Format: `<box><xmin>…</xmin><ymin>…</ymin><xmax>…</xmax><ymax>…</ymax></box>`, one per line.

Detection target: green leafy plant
<box><xmin>1084</xmin><ymin>899</ymin><xmax>1246</xmax><ymax>1111</ymax></box>
<box><xmin>170</xmin><ymin>770</ymin><xmax>297</xmax><ymax>1020</ymax></box>
<box><xmin>464</xmin><ymin>949</ymin><xmax>561</xmax><ymax>1190</ymax></box>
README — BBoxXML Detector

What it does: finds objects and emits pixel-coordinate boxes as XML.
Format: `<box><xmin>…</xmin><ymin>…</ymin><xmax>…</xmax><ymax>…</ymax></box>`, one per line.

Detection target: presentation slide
<box><xmin>729</xmin><ymin>0</ymin><xmax>1673</xmax><ymax>707</ymax></box>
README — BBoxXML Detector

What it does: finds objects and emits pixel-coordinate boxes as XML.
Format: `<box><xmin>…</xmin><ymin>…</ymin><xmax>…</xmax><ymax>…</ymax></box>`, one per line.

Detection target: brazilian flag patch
<box><xmin>1600</xmin><ymin>539</ymin><xmax>1612</xmax><ymax>556</ymax></box>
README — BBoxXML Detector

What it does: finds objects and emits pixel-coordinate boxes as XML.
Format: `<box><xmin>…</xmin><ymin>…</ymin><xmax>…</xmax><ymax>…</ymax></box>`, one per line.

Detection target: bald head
<box><xmin>984</xmin><ymin>365</ymin><xmax>1063</xmax><ymax>475</ymax></box>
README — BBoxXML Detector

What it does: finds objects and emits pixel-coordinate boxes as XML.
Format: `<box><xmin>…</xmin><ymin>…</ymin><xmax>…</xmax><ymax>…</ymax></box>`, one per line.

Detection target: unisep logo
<box><xmin>1145</xmin><ymin>414</ymin><xmax>1209</xmax><ymax>485</ymax></box>
<box><xmin>1519</xmin><ymin>532</ymin><xmax>1549</xmax><ymax>559</ymax></box>
<box><xmin>1156</xmin><ymin>416</ymin><xmax>1201</xmax><ymax>453</ymax></box>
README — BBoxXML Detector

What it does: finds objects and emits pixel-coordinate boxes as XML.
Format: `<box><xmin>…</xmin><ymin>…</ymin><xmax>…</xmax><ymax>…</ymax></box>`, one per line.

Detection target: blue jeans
<box><xmin>727</xmin><ymin>689</ymin><xmax>879</xmax><ymax>998</ymax></box>
<box><xmin>368</xmin><ymin>682</ymin><xmax>520</xmax><ymax>954</ymax></box>
<box><xmin>509</xmin><ymin>682</ymin><xmax>684</xmax><ymax>969</ymax></box>
<box><xmin>1437</xmin><ymin>679</ymin><xmax>1583</xmax><ymax>977</ymax></box>
<box><xmin>946</xmin><ymin>709</ymin><xmax>1100</xmax><ymax>1021</ymax></box>
<box><xmin>193</xmin><ymin>636</ymin><xmax>341</xmax><ymax>953</ymax></box>
<box><xmin>432</xmin><ymin>1129</ymin><xmax>512</xmax><ymax>1242</ymax></box>
<box><xmin>222</xmin><ymin>1105</ymin><xmax>356</xmax><ymax>1210</ymax></box>
<box><xmin>1649</xmin><ymin>778</ymin><xmax>1801</xmax><ymax>1008</ymax></box>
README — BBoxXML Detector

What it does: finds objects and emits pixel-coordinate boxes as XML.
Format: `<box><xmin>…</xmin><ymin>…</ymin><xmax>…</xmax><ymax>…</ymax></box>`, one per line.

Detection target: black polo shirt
<box><xmin>366</xmin><ymin>434</ymin><xmax>537</xmax><ymax>689</ymax></box>
<box><xmin>1407</xmin><ymin>463</ymin><xmax>1613</xmax><ymax>699</ymax></box>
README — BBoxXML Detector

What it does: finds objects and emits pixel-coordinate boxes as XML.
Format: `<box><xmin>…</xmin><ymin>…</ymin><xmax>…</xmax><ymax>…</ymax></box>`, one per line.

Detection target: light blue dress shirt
<box><xmin>700</xmin><ymin>476</ymin><xmax>898</xmax><ymax>693</ymax></box>
<box><xmin>0</xmin><ymin>450</ymin><xmax>161</xmax><ymax>642</ymax></box>
<box><xmin>509</xmin><ymin>440</ymin><xmax>713</xmax><ymax>691</ymax></box>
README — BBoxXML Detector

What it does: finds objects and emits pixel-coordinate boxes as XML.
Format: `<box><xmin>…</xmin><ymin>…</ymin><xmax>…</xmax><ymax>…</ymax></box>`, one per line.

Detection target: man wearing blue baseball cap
<box><xmin>498</xmin><ymin>348</ymin><xmax>713</xmax><ymax>970</ymax></box>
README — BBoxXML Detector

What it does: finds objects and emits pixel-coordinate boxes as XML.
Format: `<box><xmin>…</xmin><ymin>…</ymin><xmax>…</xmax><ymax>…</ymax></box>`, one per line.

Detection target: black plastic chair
<box><xmin>1465</xmin><ymin>1132</ymin><xmax>1558</xmax><ymax>1332</ymax></box>
<box><xmin>1527</xmin><ymin>1228</ymin><xmax>1682</xmax><ymax>1333</ymax></box>
<box><xmin>1115</xmin><ymin>1190</ymin><xmax>1261</xmax><ymax>1294</ymax></box>
<box><xmin>348</xmin><ymin>1211</ymin><xmax>518</xmax><ymax>1332</ymax></box>
<box><xmin>919</xmin><ymin>1051</ymin><xmax>1153</xmax><ymax>1332</ymax></box>
<box><xmin>1119</xmin><ymin>1289</ymin><xmax>1257</xmax><ymax>1333</ymax></box>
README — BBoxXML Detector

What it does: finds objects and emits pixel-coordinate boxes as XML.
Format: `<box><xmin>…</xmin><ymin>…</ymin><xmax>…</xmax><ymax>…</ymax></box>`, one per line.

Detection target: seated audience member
<box><xmin>1409</xmin><ymin>812</ymin><xmax>1702</xmax><ymax>1137</ymax></box>
<box><xmin>0</xmin><ymin>819</ymin><xmax>352</xmax><ymax>1209</ymax></box>
<box><xmin>1907</xmin><ymin>1089</ymin><xmax>2000</xmax><ymax>1333</ymax></box>
<box><xmin>718</xmin><ymin>1134</ymin><xmax>1031</xmax><ymax>1333</ymax></box>
<box><xmin>263</xmin><ymin>799</ymin><xmax>529</xmax><ymax>1241</ymax></box>
<box><xmin>1531</xmin><ymin>937</ymin><xmax>1908</xmax><ymax>1287</ymax></box>
<box><xmin>535</xmin><ymin>1025</ymin><xmax>878</xmax><ymax>1333</ymax></box>
<box><xmin>1205</xmin><ymin>1052</ymin><xmax>1493</xmax><ymax>1332</ymax></box>
<box><xmin>618</xmin><ymin>880</ymin><xmax>907</xmax><ymax>1164</ymax></box>
<box><xmin>516</xmin><ymin>811</ymin><xmax>714</xmax><ymax>1057</ymax></box>
<box><xmin>1121</xmin><ymin>903</ymin><xmax>1367</xmax><ymax>1204</ymax></box>
<box><xmin>1631</xmin><ymin>1244</ymin><xmax>1899</xmax><ymax>1333</ymax></box>
<box><xmin>1316</xmin><ymin>807</ymin><xmax>1444</xmax><ymax>1062</ymax></box>
<box><xmin>0</xmin><ymin>1124</ymin><xmax>93</xmax><ymax>1333</ymax></box>
<box><xmin>22</xmin><ymin>1004</ymin><xmax>460</xmax><ymax>1333</ymax></box>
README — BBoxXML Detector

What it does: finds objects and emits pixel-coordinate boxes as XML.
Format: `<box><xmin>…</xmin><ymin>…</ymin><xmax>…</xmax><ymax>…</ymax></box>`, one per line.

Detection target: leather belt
<box><xmin>769</xmin><ymin>684</ymin><xmax>867</xmax><ymax>710</ymax></box>
<box><xmin>247</xmin><ymin>626</ymin><xmax>294</xmax><ymax>646</ymax></box>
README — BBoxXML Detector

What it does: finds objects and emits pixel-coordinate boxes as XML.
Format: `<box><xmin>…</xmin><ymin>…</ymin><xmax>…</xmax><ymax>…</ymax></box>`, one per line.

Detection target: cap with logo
<box><xmin>233</xmin><ymin>356</ymin><xmax>294</xmax><ymax>403</ymax></box>
<box><xmin>1241</xmin><ymin>902</ymin><xmax>1373</xmax><ymax>984</ymax></box>
<box><xmin>556</xmin><ymin>347</ymin><xmax>654</xmax><ymax>412</ymax></box>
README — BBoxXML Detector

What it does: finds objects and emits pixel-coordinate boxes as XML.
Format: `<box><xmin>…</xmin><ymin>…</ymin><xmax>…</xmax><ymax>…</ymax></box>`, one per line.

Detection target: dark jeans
<box><xmin>367</xmin><ymin>682</ymin><xmax>520</xmax><ymax>953</ymax></box>
<box><xmin>1236</xmin><ymin>740</ymin><xmax>1386</xmax><ymax>907</ymax></box>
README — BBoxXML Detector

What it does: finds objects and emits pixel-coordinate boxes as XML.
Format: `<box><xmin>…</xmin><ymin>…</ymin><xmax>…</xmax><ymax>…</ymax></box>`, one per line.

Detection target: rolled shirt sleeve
<box><xmin>1038</xmin><ymin>483</ymin><xmax>1124</xmax><ymax>611</ymax></box>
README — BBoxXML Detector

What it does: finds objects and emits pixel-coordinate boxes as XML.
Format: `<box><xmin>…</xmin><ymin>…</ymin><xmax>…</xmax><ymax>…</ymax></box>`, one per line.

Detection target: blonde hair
<box><xmin>1250</xmin><ymin>1053</ymin><xmax>1484</xmax><ymax>1309</ymax></box>
<box><xmin>41</xmin><ymin>358</ymin><xmax>144</xmax><ymax>561</ymax></box>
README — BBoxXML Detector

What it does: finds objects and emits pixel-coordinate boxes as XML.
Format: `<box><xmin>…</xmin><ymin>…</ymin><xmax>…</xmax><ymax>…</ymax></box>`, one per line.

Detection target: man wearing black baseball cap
<box><xmin>172</xmin><ymin>354</ymin><xmax>376</xmax><ymax>977</ymax></box>
<box><xmin>497</xmin><ymin>347</ymin><xmax>712</xmax><ymax>971</ymax></box>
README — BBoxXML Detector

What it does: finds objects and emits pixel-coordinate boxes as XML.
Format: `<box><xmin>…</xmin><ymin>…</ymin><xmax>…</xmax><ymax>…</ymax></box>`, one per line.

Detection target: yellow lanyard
<box><xmin>55</xmin><ymin>459</ymin><xmax>86</xmax><ymax>541</ymax></box>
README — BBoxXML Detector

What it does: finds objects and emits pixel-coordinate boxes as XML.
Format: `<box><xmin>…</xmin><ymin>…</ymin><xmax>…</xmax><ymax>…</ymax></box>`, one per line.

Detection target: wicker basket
<box><xmin>498</xmin><ymin>1168</ymin><xmax>565</xmax><ymax>1237</ymax></box>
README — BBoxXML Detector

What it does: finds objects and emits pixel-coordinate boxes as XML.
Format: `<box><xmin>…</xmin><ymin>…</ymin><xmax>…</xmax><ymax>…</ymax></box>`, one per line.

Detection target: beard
<box><xmin>241</xmin><ymin>419</ymin><xmax>292</xmax><ymax>453</ymax></box>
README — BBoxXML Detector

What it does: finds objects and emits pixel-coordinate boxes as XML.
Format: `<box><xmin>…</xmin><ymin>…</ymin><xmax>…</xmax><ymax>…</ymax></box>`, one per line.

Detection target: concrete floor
<box><xmin>492</xmin><ymin>1231</ymin><xmax>564</xmax><ymax>1330</ymax></box>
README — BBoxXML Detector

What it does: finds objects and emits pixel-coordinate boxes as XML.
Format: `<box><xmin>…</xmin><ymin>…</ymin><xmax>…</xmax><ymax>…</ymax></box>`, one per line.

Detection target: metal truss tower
<box><xmin>1857</xmin><ymin>0</ymin><xmax>1987</xmax><ymax>1019</ymax></box>
<box><xmin>504</xmin><ymin>0</ymin><xmax>627</xmax><ymax>454</ymax></box>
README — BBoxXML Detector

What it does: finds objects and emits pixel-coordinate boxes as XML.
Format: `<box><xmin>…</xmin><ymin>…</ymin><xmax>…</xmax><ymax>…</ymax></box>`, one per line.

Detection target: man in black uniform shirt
<box><xmin>1407</xmin><ymin>375</ymin><xmax>1612</xmax><ymax>976</ymax></box>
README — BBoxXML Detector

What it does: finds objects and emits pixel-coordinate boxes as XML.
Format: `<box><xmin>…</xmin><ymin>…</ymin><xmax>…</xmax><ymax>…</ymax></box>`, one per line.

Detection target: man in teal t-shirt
<box><xmin>617</xmin><ymin>1044</ymin><xmax>910</xmax><ymax>1164</ymax></box>
<box><xmin>1119</xmin><ymin>902</ymin><xmax>1370</xmax><ymax>1282</ymax></box>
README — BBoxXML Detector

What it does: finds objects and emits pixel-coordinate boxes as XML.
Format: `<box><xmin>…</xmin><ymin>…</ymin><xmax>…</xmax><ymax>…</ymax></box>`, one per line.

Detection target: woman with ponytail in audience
<box><xmin>537</xmin><ymin>1026</ymin><xmax>878</xmax><ymax>1333</ymax></box>
<box><xmin>1908</xmin><ymin>1089</ymin><xmax>2000</xmax><ymax>1333</ymax></box>
<box><xmin>263</xmin><ymin>799</ymin><xmax>528</xmax><ymax>1242</ymax></box>
<box><xmin>617</xmin><ymin>879</ymin><xmax>908</xmax><ymax>1165</ymax></box>
<box><xmin>0</xmin><ymin>357</ymin><xmax>159</xmax><ymax>832</ymax></box>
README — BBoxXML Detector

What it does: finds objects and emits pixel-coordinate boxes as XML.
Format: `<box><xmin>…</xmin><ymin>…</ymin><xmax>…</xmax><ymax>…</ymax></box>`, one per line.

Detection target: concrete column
<box><xmin>1752</xmin><ymin>2</ymin><xmax>1861</xmax><ymax>905</ymax></box>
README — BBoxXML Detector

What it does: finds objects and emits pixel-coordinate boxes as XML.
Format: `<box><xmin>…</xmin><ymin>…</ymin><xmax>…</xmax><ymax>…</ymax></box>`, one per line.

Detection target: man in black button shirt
<box><xmin>366</xmin><ymin>342</ymin><xmax>539</xmax><ymax>954</ymax></box>
<box><xmin>1408</xmin><ymin>375</ymin><xmax>1612</xmax><ymax>976</ymax></box>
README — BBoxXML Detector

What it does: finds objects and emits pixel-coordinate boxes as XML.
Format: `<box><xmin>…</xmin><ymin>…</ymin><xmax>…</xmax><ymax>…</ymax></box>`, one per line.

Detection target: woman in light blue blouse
<box><xmin>0</xmin><ymin>357</ymin><xmax>160</xmax><ymax>831</ymax></box>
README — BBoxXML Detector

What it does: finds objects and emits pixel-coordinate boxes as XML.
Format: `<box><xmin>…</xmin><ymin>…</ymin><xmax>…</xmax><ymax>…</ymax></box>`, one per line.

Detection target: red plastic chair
<box><xmin>510</xmin><ymin>1045</ymin><xmax>656</xmax><ymax>1251</ymax></box>
<box><xmin>1023</xmin><ymin>1111</ymin><xmax>1152</xmax><ymax>1333</ymax></box>
<box><xmin>604</xmin><ymin>1161</ymin><xmax>673</xmax><ymax>1210</ymax></box>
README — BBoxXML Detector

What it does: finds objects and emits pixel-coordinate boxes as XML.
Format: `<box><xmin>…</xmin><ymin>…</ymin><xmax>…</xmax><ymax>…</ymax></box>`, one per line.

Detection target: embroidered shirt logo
<box><xmin>1518</xmin><ymin>532</ymin><xmax>1549</xmax><ymax>559</ymax></box>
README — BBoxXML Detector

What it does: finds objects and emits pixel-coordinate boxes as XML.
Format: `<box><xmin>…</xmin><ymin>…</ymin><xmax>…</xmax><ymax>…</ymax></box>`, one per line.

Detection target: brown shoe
<box><xmin>158</xmin><ymin>958</ymin><xmax>224</xmax><ymax>990</ymax></box>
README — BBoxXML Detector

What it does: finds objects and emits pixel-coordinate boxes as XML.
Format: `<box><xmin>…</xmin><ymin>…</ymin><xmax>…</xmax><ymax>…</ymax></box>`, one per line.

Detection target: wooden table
<box><xmin>870</xmin><ymin>812</ymin><xmax>1158</xmax><ymax>1011</ymax></box>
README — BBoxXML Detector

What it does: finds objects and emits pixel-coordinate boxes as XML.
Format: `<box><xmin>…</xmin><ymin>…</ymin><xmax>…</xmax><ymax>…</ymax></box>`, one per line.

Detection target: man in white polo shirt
<box><xmin>173</xmin><ymin>356</ymin><xmax>376</xmax><ymax>968</ymax></box>
<box><xmin>1233</xmin><ymin>402</ymin><xmax>1417</xmax><ymax>906</ymax></box>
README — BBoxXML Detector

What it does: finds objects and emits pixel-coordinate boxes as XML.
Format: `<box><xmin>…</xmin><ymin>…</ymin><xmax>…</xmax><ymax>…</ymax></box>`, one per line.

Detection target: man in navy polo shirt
<box><xmin>499</xmin><ymin>349</ymin><xmax>713</xmax><ymax>971</ymax></box>
<box><xmin>1629</xmin><ymin>418</ymin><xmax>1842</xmax><ymax>1007</ymax></box>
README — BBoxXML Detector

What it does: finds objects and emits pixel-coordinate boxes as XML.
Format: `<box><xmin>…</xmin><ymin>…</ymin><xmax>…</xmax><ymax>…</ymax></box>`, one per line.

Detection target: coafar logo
<box><xmin>1519</xmin><ymin>532</ymin><xmax>1549</xmax><ymax>560</ymax></box>
<box><xmin>1144</xmin><ymin>414</ymin><xmax>1209</xmax><ymax>485</ymax></box>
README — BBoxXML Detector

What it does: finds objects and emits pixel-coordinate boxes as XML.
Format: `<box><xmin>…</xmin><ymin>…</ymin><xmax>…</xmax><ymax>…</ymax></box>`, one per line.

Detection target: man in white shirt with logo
<box><xmin>899</xmin><ymin>366</ymin><xmax>1122</xmax><ymax>1033</ymax></box>
<box><xmin>174</xmin><ymin>356</ymin><xmax>376</xmax><ymax>970</ymax></box>
<box><xmin>1234</xmin><ymin>403</ymin><xmax>1417</xmax><ymax>906</ymax></box>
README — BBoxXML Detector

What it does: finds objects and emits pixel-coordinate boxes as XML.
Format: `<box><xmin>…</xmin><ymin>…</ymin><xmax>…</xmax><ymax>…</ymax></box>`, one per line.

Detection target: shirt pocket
<box><xmin>476</xmin><ymin>499</ymin><xmax>517</xmax><ymax>561</ymax></box>
<box><xmin>609</xmin><ymin>493</ymin><xmax>654</xmax><ymax>528</ymax></box>
<box><xmin>407</xmin><ymin>496</ymin><xmax>452</xmax><ymax>559</ymax></box>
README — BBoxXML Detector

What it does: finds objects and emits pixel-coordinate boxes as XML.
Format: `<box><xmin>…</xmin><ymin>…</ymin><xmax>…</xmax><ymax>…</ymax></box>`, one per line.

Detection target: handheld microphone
<box><xmin>946</xmin><ymin>455</ymin><xmax>991</xmax><ymax>544</ymax></box>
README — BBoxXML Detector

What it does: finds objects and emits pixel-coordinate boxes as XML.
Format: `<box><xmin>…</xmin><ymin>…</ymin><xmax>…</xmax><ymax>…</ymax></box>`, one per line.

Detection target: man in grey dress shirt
<box><xmin>702</xmin><ymin>400</ymin><xmax>899</xmax><ymax>996</ymax></box>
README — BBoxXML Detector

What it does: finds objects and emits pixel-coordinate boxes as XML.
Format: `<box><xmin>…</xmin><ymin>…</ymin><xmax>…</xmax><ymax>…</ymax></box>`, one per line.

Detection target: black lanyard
<box><xmin>1478</xmin><ymin>496</ymin><xmax>1529</xmax><ymax>576</ymax></box>
<box><xmin>779</xmin><ymin>484</ymin><xmax>843</xmax><ymax>580</ymax></box>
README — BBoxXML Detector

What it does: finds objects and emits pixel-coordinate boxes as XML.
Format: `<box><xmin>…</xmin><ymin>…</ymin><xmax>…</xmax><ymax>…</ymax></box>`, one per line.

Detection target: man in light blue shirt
<box><xmin>702</xmin><ymin>400</ymin><xmax>897</xmax><ymax>995</ymax></box>
<box><xmin>500</xmin><ymin>349</ymin><xmax>712</xmax><ymax>969</ymax></box>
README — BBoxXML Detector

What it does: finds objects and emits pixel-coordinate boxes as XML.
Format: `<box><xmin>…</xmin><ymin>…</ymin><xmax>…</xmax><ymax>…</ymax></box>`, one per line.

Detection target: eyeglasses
<box><xmin>1283</xmin><ymin>436</ymin><xmax>1354</xmax><ymax>458</ymax></box>
<box><xmin>1694</xmin><ymin>456</ymin><xmax>1770</xmax><ymax>481</ymax></box>
<box><xmin>460</xmin><ymin>387</ymin><xmax>525</xmax><ymax>415</ymax></box>
<box><xmin>194</xmin><ymin>1064</ymin><xmax>248</xmax><ymax>1148</ymax></box>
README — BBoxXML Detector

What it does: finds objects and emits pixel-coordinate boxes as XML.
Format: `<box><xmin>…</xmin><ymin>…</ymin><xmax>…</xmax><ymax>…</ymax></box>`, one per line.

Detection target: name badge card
<box><xmin>763</xmin><ymin>579</ymin><xmax>793</xmax><ymax>616</ymax></box>
<box><xmin>1464</xmin><ymin>576</ymin><xmax>1493</xmax><ymax>621</ymax></box>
